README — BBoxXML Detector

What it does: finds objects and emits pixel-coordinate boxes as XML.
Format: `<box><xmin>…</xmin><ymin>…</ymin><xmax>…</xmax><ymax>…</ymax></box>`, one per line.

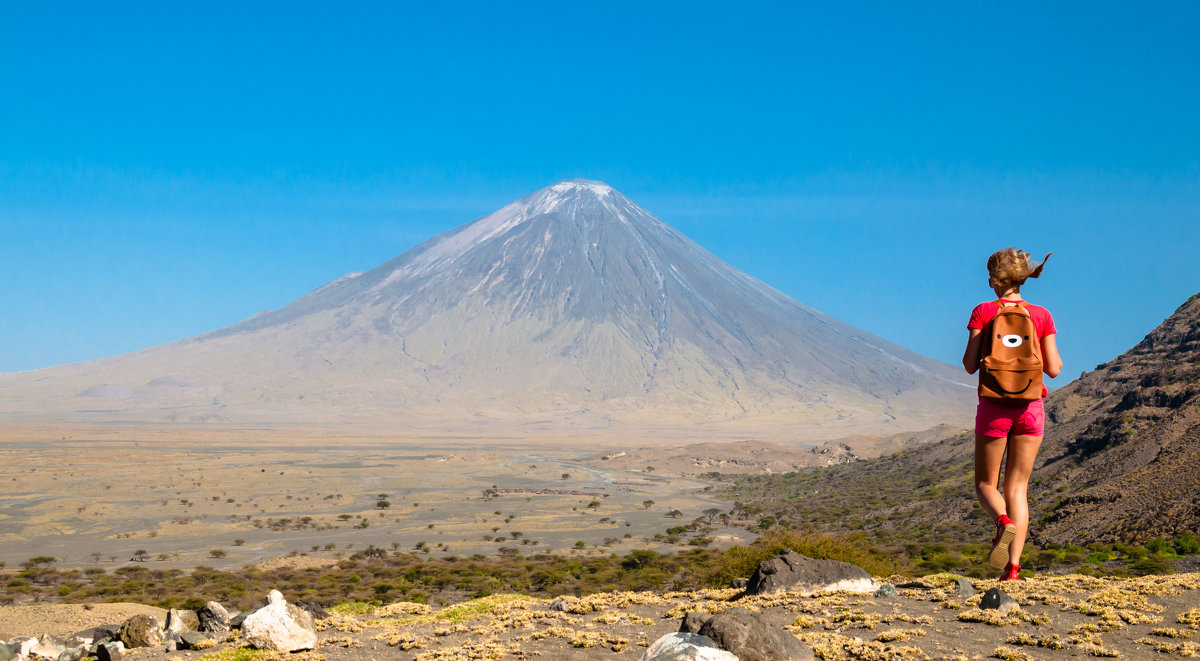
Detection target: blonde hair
<box><xmin>987</xmin><ymin>248</ymin><xmax>1053</xmax><ymax>291</ymax></box>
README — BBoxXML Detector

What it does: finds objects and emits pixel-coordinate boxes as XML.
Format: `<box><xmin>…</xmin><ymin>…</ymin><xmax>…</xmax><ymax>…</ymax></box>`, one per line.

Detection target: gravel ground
<box><xmin>0</xmin><ymin>602</ymin><xmax>166</xmax><ymax>641</ymax></box>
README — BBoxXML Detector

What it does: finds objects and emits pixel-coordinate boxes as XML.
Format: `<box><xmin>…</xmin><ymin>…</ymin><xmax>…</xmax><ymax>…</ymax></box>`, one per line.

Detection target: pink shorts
<box><xmin>975</xmin><ymin>398</ymin><xmax>1045</xmax><ymax>438</ymax></box>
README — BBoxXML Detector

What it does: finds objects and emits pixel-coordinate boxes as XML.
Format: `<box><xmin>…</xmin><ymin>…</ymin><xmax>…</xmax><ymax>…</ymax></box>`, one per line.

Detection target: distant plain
<box><xmin>0</xmin><ymin>423</ymin><xmax>746</xmax><ymax>570</ymax></box>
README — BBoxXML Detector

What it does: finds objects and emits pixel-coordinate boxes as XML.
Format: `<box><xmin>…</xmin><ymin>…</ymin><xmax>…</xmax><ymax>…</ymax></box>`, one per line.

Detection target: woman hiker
<box><xmin>962</xmin><ymin>248</ymin><xmax>1063</xmax><ymax>580</ymax></box>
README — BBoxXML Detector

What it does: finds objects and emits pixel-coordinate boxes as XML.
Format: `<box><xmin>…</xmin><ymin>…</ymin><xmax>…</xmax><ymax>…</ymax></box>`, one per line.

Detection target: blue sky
<box><xmin>2</xmin><ymin>2</ymin><xmax>1197</xmax><ymax>383</ymax></box>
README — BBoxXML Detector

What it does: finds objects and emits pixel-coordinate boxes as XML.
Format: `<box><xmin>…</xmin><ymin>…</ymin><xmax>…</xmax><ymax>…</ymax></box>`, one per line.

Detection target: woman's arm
<box><xmin>962</xmin><ymin>328</ymin><xmax>983</xmax><ymax>374</ymax></box>
<box><xmin>1041</xmin><ymin>333</ymin><xmax>1063</xmax><ymax>378</ymax></box>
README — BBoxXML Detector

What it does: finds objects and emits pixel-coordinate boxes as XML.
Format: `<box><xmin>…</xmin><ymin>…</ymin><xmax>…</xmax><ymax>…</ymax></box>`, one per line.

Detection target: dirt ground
<box><xmin>4</xmin><ymin>573</ymin><xmax>1200</xmax><ymax>659</ymax></box>
<box><xmin>0</xmin><ymin>423</ymin><xmax>746</xmax><ymax>572</ymax></box>
<box><xmin>0</xmin><ymin>602</ymin><xmax>166</xmax><ymax>641</ymax></box>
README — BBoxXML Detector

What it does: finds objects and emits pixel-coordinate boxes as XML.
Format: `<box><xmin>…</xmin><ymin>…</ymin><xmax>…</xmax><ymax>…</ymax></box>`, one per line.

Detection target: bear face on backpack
<box><xmin>978</xmin><ymin>301</ymin><xmax>1043</xmax><ymax>403</ymax></box>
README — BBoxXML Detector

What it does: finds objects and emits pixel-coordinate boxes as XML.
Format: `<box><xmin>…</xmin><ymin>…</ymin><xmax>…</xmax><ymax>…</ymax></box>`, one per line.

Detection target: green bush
<box><xmin>1174</xmin><ymin>532</ymin><xmax>1200</xmax><ymax>555</ymax></box>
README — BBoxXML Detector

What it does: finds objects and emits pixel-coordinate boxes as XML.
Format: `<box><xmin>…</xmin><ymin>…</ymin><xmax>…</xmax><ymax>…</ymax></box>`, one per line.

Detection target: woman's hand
<box><xmin>963</xmin><ymin>328</ymin><xmax>983</xmax><ymax>374</ymax></box>
<box><xmin>1041</xmin><ymin>334</ymin><xmax>1062</xmax><ymax>378</ymax></box>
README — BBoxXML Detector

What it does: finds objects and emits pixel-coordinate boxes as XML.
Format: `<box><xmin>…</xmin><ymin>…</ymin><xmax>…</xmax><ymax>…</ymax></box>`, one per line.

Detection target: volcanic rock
<box><xmin>745</xmin><ymin>551</ymin><xmax>877</xmax><ymax>596</ymax></box>
<box><xmin>117</xmin><ymin>615</ymin><xmax>162</xmax><ymax>649</ymax></box>
<box><xmin>164</xmin><ymin>609</ymin><xmax>199</xmax><ymax>635</ymax></box>
<box><xmin>683</xmin><ymin>608</ymin><xmax>814</xmax><ymax>661</ymax></box>
<box><xmin>981</xmin><ymin>587</ymin><xmax>1019</xmax><ymax>613</ymax></box>
<box><xmin>196</xmin><ymin>601</ymin><xmax>230</xmax><ymax>637</ymax></box>
<box><xmin>640</xmin><ymin>632</ymin><xmax>739</xmax><ymax>661</ymax></box>
<box><xmin>241</xmin><ymin>590</ymin><xmax>317</xmax><ymax>652</ymax></box>
<box><xmin>94</xmin><ymin>641</ymin><xmax>124</xmax><ymax>661</ymax></box>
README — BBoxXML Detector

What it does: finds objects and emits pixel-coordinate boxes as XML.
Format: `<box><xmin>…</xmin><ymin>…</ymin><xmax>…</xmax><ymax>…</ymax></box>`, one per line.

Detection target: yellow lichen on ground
<box><xmin>794</xmin><ymin>630</ymin><xmax>928</xmax><ymax>660</ymax></box>
<box><xmin>1006</xmin><ymin>631</ymin><xmax>1064</xmax><ymax>649</ymax></box>
<box><xmin>875</xmin><ymin>627</ymin><xmax>926</xmax><ymax>642</ymax></box>
<box><xmin>993</xmin><ymin>646</ymin><xmax>1035</xmax><ymax>661</ymax></box>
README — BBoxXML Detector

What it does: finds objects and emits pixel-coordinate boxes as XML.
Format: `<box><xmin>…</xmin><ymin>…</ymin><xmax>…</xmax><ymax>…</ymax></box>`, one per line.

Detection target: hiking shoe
<box><xmin>989</xmin><ymin>514</ymin><xmax>1017</xmax><ymax>569</ymax></box>
<box><xmin>1000</xmin><ymin>563</ymin><xmax>1024</xmax><ymax>581</ymax></box>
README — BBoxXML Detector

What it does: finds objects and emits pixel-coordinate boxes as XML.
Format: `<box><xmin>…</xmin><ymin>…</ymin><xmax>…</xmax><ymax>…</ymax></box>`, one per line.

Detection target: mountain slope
<box><xmin>0</xmin><ymin>180</ymin><xmax>972</xmax><ymax>437</ymax></box>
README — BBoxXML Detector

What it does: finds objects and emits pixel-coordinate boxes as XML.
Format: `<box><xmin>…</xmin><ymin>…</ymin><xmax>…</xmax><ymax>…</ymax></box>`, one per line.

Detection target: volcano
<box><xmin>0</xmin><ymin>180</ymin><xmax>972</xmax><ymax>438</ymax></box>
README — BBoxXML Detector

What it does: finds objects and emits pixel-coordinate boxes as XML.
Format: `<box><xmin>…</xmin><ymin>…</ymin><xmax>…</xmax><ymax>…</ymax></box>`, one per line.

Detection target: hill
<box><xmin>0</xmin><ymin>180</ymin><xmax>971</xmax><ymax>439</ymax></box>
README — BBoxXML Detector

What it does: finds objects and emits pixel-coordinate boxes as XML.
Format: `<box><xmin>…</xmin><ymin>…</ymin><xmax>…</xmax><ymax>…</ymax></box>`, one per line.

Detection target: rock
<box><xmin>679</xmin><ymin>611</ymin><xmax>714</xmax><ymax>634</ymax></box>
<box><xmin>729</xmin><ymin>578</ymin><xmax>749</xmax><ymax>589</ymax></box>
<box><xmin>549</xmin><ymin>597</ymin><xmax>570</xmax><ymax>612</ymax></box>
<box><xmin>92</xmin><ymin>625</ymin><xmax>121</xmax><ymax>644</ymax></box>
<box><xmin>56</xmin><ymin>646</ymin><xmax>87</xmax><ymax>661</ymax></box>
<box><xmin>230</xmin><ymin>611</ymin><xmax>249</xmax><ymax>629</ymax></box>
<box><xmin>177</xmin><ymin>631</ymin><xmax>213</xmax><ymax>650</ymax></box>
<box><xmin>0</xmin><ymin>642</ymin><xmax>16</xmax><ymax>661</ymax></box>
<box><xmin>745</xmin><ymin>551</ymin><xmax>877</xmax><ymax>596</ymax></box>
<box><xmin>955</xmin><ymin>576</ymin><xmax>976</xmax><ymax>597</ymax></box>
<box><xmin>874</xmin><ymin>584</ymin><xmax>897</xmax><ymax>598</ymax></box>
<box><xmin>62</xmin><ymin>632</ymin><xmax>92</xmax><ymax>649</ymax></box>
<box><xmin>980</xmin><ymin>587</ymin><xmax>1020</xmax><ymax>613</ymax></box>
<box><xmin>163</xmin><ymin>639</ymin><xmax>177</xmax><ymax>652</ymax></box>
<box><xmin>197</xmin><ymin>601</ymin><xmax>231</xmax><ymax>636</ymax></box>
<box><xmin>29</xmin><ymin>633</ymin><xmax>67</xmax><ymax>659</ymax></box>
<box><xmin>694</xmin><ymin>608</ymin><xmax>814</xmax><ymax>661</ymax></box>
<box><xmin>640</xmin><ymin>632</ymin><xmax>739</xmax><ymax>661</ymax></box>
<box><xmin>165</xmin><ymin>608</ymin><xmax>200</xmax><ymax>634</ymax></box>
<box><xmin>294</xmin><ymin>600</ymin><xmax>329</xmax><ymax>621</ymax></box>
<box><xmin>95</xmin><ymin>641</ymin><xmax>125</xmax><ymax>661</ymax></box>
<box><xmin>117</xmin><ymin>614</ymin><xmax>164</xmax><ymax>649</ymax></box>
<box><xmin>8</xmin><ymin>638</ymin><xmax>36</xmax><ymax>659</ymax></box>
<box><xmin>241</xmin><ymin>590</ymin><xmax>317</xmax><ymax>652</ymax></box>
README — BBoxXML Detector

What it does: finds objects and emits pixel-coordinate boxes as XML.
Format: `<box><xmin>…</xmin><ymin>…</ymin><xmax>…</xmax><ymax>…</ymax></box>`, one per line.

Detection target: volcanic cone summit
<box><xmin>0</xmin><ymin>180</ymin><xmax>972</xmax><ymax>437</ymax></box>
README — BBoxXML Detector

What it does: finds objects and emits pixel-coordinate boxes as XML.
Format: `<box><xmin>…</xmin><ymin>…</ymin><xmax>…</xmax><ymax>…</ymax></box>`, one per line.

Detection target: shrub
<box><xmin>1174</xmin><ymin>533</ymin><xmax>1200</xmax><ymax>555</ymax></box>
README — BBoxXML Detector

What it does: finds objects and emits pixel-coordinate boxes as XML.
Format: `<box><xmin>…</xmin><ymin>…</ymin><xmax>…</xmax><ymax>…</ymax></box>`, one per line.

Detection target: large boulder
<box><xmin>165</xmin><ymin>608</ymin><xmax>200</xmax><ymax>635</ymax></box>
<box><xmin>640</xmin><ymin>632</ymin><xmax>739</xmax><ymax>661</ymax></box>
<box><xmin>197</xmin><ymin>601</ymin><xmax>231</xmax><ymax>637</ymax></box>
<box><xmin>117</xmin><ymin>614</ymin><xmax>163</xmax><ymax>649</ymax></box>
<box><xmin>680</xmin><ymin>608</ymin><xmax>813</xmax><ymax>661</ymax></box>
<box><xmin>241</xmin><ymin>590</ymin><xmax>317</xmax><ymax>652</ymax></box>
<box><xmin>0</xmin><ymin>642</ymin><xmax>16</xmax><ymax>661</ymax></box>
<box><xmin>745</xmin><ymin>551</ymin><xmax>877</xmax><ymax>596</ymax></box>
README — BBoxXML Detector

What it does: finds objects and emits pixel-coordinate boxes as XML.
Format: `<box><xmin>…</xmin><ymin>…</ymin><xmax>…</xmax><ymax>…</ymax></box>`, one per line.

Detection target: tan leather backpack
<box><xmin>978</xmin><ymin>300</ymin><xmax>1044</xmax><ymax>403</ymax></box>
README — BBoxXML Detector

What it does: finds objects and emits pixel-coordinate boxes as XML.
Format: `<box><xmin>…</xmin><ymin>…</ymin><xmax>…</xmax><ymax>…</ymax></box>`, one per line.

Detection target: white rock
<box><xmin>640</xmin><ymin>632</ymin><xmax>740</xmax><ymax>661</ymax></box>
<box><xmin>9</xmin><ymin>637</ymin><xmax>36</xmax><ymax>658</ymax></box>
<box><xmin>241</xmin><ymin>592</ymin><xmax>317</xmax><ymax>652</ymax></box>
<box><xmin>28</xmin><ymin>633</ymin><xmax>65</xmax><ymax>659</ymax></box>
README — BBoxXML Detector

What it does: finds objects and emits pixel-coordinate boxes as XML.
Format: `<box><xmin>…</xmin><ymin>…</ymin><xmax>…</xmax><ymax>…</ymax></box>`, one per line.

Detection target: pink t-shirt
<box><xmin>968</xmin><ymin>300</ymin><xmax>1056</xmax><ymax>399</ymax></box>
<box><xmin>967</xmin><ymin>300</ymin><xmax>1057</xmax><ymax>339</ymax></box>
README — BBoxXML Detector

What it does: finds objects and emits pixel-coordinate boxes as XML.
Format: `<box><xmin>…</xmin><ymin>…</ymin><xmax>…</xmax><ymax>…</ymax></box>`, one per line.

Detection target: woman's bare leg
<box><xmin>974</xmin><ymin>434</ymin><xmax>1008</xmax><ymax>519</ymax></box>
<box><xmin>1002</xmin><ymin>434</ymin><xmax>1043</xmax><ymax>565</ymax></box>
